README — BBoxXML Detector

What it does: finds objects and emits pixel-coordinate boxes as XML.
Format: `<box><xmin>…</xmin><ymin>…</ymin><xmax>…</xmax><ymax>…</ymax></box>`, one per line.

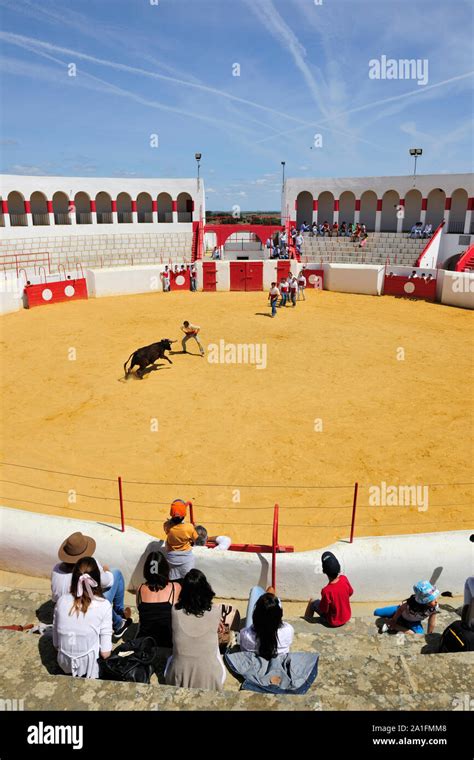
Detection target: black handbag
<box><xmin>99</xmin><ymin>637</ymin><xmax>156</xmax><ymax>683</ymax></box>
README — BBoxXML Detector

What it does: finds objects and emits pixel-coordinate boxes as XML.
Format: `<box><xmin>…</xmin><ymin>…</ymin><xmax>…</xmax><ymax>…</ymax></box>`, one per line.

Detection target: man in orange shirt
<box><xmin>163</xmin><ymin>499</ymin><xmax>199</xmax><ymax>580</ymax></box>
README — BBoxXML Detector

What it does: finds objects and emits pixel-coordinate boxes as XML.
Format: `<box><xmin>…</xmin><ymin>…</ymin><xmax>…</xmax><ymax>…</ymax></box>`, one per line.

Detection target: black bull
<box><xmin>124</xmin><ymin>339</ymin><xmax>176</xmax><ymax>378</ymax></box>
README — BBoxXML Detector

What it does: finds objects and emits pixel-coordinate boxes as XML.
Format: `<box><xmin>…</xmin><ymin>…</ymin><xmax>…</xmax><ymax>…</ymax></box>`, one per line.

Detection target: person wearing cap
<box><xmin>304</xmin><ymin>551</ymin><xmax>353</xmax><ymax>627</ymax></box>
<box><xmin>163</xmin><ymin>500</ymin><xmax>199</xmax><ymax>581</ymax></box>
<box><xmin>51</xmin><ymin>531</ymin><xmax>132</xmax><ymax>638</ymax></box>
<box><xmin>373</xmin><ymin>581</ymin><xmax>440</xmax><ymax>634</ymax></box>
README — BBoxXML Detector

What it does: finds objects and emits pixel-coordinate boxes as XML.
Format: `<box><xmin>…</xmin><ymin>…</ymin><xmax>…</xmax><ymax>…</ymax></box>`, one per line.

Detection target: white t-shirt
<box><xmin>270</xmin><ymin>286</ymin><xmax>280</xmax><ymax>299</ymax></box>
<box><xmin>298</xmin><ymin>275</ymin><xmax>306</xmax><ymax>286</ymax></box>
<box><xmin>51</xmin><ymin>562</ymin><xmax>113</xmax><ymax>603</ymax></box>
<box><xmin>464</xmin><ymin>576</ymin><xmax>474</xmax><ymax>606</ymax></box>
<box><xmin>53</xmin><ymin>594</ymin><xmax>113</xmax><ymax>679</ymax></box>
<box><xmin>290</xmin><ymin>279</ymin><xmax>298</xmax><ymax>291</ymax></box>
<box><xmin>240</xmin><ymin>621</ymin><xmax>294</xmax><ymax>655</ymax></box>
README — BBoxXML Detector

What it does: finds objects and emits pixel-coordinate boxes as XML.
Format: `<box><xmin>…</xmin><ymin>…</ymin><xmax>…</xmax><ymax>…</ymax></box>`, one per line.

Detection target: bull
<box><xmin>124</xmin><ymin>338</ymin><xmax>176</xmax><ymax>379</ymax></box>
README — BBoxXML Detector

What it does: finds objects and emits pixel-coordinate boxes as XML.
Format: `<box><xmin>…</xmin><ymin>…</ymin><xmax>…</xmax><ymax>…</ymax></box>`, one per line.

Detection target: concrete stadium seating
<box><xmin>300</xmin><ymin>232</ymin><xmax>427</xmax><ymax>267</ymax></box>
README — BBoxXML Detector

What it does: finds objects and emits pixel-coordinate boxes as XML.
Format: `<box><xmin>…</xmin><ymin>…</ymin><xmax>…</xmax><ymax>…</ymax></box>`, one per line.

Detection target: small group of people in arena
<box><xmin>45</xmin><ymin>503</ymin><xmax>473</xmax><ymax>692</ymax></box>
<box><xmin>161</xmin><ymin>263</ymin><xmax>198</xmax><ymax>292</ymax></box>
<box><xmin>409</xmin><ymin>222</ymin><xmax>433</xmax><ymax>238</ymax></box>
<box><xmin>268</xmin><ymin>271</ymin><xmax>307</xmax><ymax>316</ymax></box>
<box><xmin>266</xmin><ymin>231</ymin><xmax>291</xmax><ymax>259</ymax></box>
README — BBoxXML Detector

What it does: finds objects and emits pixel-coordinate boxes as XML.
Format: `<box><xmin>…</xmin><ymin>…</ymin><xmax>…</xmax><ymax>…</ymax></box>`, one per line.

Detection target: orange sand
<box><xmin>0</xmin><ymin>290</ymin><xmax>472</xmax><ymax>551</ymax></box>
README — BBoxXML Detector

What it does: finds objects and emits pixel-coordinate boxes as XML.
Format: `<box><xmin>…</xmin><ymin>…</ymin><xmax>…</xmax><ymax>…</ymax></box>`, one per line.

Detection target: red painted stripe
<box><xmin>468</xmin><ymin>197</ymin><xmax>474</xmax><ymax>211</ymax></box>
<box><xmin>334</xmin><ymin>199</ymin><xmax>339</xmax><ymax>211</ymax></box>
<box><xmin>90</xmin><ymin>200</ymin><xmax>96</xmax><ymax>212</ymax></box>
<box><xmin>131</xmin><ymin>200</ymin><xmax>137</xmax><ymax>212</ymax></box>
<box><xmin>24</xmin><ymin>200</ymin><xmax>31</xmax><ymax>213</ymax></box>
<box><xmin>2</xmin><ymin>200</ymin><xmax>9</xmax><ymax>213</ymax></box>
<box><xmin>68</xmin><ymin>200</ymin><xmax>75</xmax><ymax>209</ymax></box>
<box><xmin>152</xmin><ymin>200</ymin><xmax>158</xmax><ymax>212</ymax></box>
<box><xmin>399</xmin><ymin>198</ymin><xmax>405</xmax><ymax>206</ymax></box>
<box><xmin>111</xmin><ymin>200</ymin><xmax>117</xmax><ymax>212</ymax></box>
<box><xmin>421</xmin><ymin>198</ymin><xmax>427</xmax><ymax>211</ymax></box>
<box><xmin>47</xmin><ymin>201</ymin><xmax>53</xmax><ymax>213</ymax></box>
<box><xmin>445</xmin><ymin>197</ymin><xmax>452</xmax><ymax>210</ymax></box>
<box><xmin>355</xmin><ymin>199</ymin><xmax>361</xmax><ymax>211</ymax></box>
<box><xmin>376</xmin><ymin>199</ymin><xmax>382</xmax><ymax>211</ymax></box>
<box><xmin>172</xmin><ymin>200</ymin><xmax>178</xmax><ymax>212</ymax></box>
<box><xmin>313</xmin><ymin>199</ymin><xmax>318</xmax><ymax>211</ymax></box>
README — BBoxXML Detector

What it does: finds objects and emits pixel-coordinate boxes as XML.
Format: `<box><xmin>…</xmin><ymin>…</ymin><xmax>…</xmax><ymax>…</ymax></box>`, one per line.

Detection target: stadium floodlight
<box><xmin>195</xmin><ymin>153</ymin><xmax>202</xmax><ymax>191</ymax></box>
<box><xmin>409</xmin><ymin>148</ymin><xmax>423</xmax><ymax>186</ymax></box>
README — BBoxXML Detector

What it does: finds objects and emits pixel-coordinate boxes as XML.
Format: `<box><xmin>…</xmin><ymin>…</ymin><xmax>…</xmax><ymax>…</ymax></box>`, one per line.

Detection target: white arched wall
<box><xmin>426</xmin><ymin>189</ymin><xmax>446</xmax><ymax>228</ymax></box>
<box><xmin>296</xmin><ymin>191</ymin><xmax>313</xmax><ymax>228</ymax></box>
<box><xmin>403</xmin><ymin>189</ymin><xmax>422</xmax><ymax>232</ymax></box>
<box><xmin>0</xmin><ymin>507</ymin><xmax>470</xmax><ymax>601</ymax></box>
<box><xmin>359</xmin><ymin>191</ymin><xmax>377</xmax><ymax>230</ymax></box>
<box><xmin>338</xmin><ymin>191</ymin><xmax>355</xmax><ymax>226</ymax></box>
<box><xmin>381</xmin><ymin>190</ymin><xmax>399</xmax><ymax>231</ymax></box>
<box><xmin>317</xmin><ymin>191</ymin><xmax>334</xmax><ymax>225</ymax></box>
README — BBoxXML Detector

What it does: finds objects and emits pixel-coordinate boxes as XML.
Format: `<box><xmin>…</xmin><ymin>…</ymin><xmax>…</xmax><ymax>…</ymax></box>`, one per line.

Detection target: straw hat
<box><xmin>58</xmin><ymin>531</ymin><xmax>96</xmax><ymax>564</ymax></box>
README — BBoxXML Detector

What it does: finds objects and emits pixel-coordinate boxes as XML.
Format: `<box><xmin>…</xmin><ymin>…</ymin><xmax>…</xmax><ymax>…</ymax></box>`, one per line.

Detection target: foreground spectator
<box><xmin>240</xmin><ymin>587</ymin><xmax>294</xmax><ymax>658</ymax></box>
<box><xmin>163</xmin><ymin>499</ymin><xmax>199</xmax><ymax>580</ymax></box>
<box><xmin>305</xmin><ymin>551</ymin><xmax>353</xmax><ymax>627</ymax></box>
<box><xmin>136</xmin><ymin>551</ymin><xmax>181</xmax><ymax>647</ymax></box>
<box><xmin>165</xmin><ymin>569</ymin><xmax>226</xmax><ymax>690</ymax></box>
<box><xmin>374</xmin><ymin>581</ymin><xmax>440</xmax><ymax>634</ymax></box>
<box><xmin>52</xmin><ymin>556</ymin><xmax>112</xmax><ymax>679</ymax></box>
<box><xmin>194</xmin><ymin>524</ymin><xmax>232</xmax><ymax>550</ymax></box>
<box><xmin>409</xmin><ymin>222</ymin><xmax>423</xmax><ymax>238</ymax></box>
<box><xmin>422</xmin><ymin>223</ymin><xmax>432</xmax><ymax>238</ymax></box>
<box><xmin>51</xmin><ymin>531</ymin><xmax>131</xmax><ymax>637</ymax></box>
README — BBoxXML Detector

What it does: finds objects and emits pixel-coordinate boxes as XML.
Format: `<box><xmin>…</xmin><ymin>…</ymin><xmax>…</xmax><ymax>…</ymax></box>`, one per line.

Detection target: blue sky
<box><xmin>0</xmin><ymin>0</ymin><xmax>473</xmax><ymax>210</ymax></box>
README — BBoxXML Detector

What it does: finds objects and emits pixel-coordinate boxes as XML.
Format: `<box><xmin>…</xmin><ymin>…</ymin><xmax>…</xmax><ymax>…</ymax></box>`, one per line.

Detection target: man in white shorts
<box><xmin>181</xmin><ymin>320</ymin><xmax>205</xmax><ymax>356</ymax></box>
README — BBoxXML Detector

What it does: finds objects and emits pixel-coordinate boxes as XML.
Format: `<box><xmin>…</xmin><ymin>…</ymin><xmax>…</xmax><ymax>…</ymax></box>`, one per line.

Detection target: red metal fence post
<box><xmin>118</xmin><ymin>476</ymin><xmax>125</xmax><ymax>532</ymax></box>
<box><xmin>189</xmin><ymin>501</ymin><xmax>195</xmax><ymax>525</ymax></box>
<box><xmin>271</xmin><ymin>503</ymin><xmax>279</xmax><ymax>590</ymax></box>
<box><xmin>350</xmin><ymin>482</ymin><xmax>359</xmax><ymax>543</ymax></box>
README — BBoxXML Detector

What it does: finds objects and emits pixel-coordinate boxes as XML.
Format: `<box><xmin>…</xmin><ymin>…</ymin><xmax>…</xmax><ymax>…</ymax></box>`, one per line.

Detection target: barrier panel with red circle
<box><xmin>170</xmin><ymin>270</ymin><xmax>191</xmax><ymax>291</ymax></box>
<box><xmin>383</xmin><ymin>275</ymin><xmax>436</xmax><ymax>301</ymax></box>
<box><xmin>302</xmin><ymin>268</ymin><xmax>324</xmax><ymax>289</ymax></box>
<box><xmin>24</xmin><ymin>278</ymin><xmax>88</xmax><ymax>308</ymax></box>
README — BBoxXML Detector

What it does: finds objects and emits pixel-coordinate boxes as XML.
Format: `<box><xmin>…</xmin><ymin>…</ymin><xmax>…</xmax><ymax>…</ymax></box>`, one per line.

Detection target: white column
<box><xmin>68</xmin><ymin>201</ymin><xmax>77</xmax><ymax>226</ymax></box>
<box><xmin>312</xmin><ymin>204</ymin><xmax>318</xmax><ymax>224</ymax></box>
<box><xmin>333</xmin><ymin>201</ymin><xmax>339</xmax><ymax>225</ymax></box>
<box><xmin>375</xmin><ymin>205</ymin><xmax>382</xmax><ymax>232</ymax></box>
<box><xmin>3</xmin><ymin>203</ymin><xmax>11</xmax><ymax>227</ymax></box>
<box><xmin>464</xmin><ymin>209</ymin><xmax>473</xmax><ymax>234</ymax></box>
<box><xmin>172</xmin><ymin>200</ymin><xmax>178</xmax><ymax>224</ymax></box>
<box><xmin>132</xmin><ymin>201</ymin><xmax>138</xmax><ymax>224</ymax></box>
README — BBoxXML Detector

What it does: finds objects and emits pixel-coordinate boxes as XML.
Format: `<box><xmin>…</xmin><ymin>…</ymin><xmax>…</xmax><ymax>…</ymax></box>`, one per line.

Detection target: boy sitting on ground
<box><xmin>305</xmin><ymin>551</ymin><xmax>353</xmax><ymax>627</ymax></box>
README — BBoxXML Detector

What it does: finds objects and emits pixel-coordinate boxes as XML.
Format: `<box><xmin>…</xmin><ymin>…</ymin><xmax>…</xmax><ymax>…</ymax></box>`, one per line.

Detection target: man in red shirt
<box><xmin>304</xmin><ymin>552</ymin><xmax>353</xmax><ymax>627</ymax></box>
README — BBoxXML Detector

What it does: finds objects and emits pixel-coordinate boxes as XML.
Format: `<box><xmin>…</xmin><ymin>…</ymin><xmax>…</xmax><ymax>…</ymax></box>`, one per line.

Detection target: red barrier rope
<box><xmin>272</xmin><ymin>503</ymin><xmax>279</xmax><ymax>589</ymax></box>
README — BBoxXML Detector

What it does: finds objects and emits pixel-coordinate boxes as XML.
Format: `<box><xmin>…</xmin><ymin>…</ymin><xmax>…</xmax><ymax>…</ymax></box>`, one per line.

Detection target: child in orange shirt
<box><xmin>163</xmin><ymin>500</ymin><xmax>199</xmax><ymax>581</ymax></box>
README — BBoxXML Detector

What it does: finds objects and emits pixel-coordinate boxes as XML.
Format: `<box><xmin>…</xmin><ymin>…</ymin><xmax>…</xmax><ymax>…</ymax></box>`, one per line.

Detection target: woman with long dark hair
<box><xmin>136</xmin><ymin>551</ymin><xmax>181</xmax><ymax>648</ymax></box>
<box><xmin>52</xmin><ymin>556</ymin><xmax>112</xmax><ymax>678</ymax></box>
<box><xmin>165</xmin><ymin>569</ymin><xmax>226</xmax><ymax>690</ymax></box>
<box><xmin>240</xmin><ymin>587</ymin><xmax>294</xmax><ymax>659</ymax></box>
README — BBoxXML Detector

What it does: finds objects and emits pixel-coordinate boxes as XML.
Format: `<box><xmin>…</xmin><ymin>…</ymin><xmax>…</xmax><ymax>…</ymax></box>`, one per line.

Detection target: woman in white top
<box><xmin>240</xmin><ymin>587</ymin><xmax>294</xmax><ymax>658</ymax></box>
<box><xmin>53</xmin><ymin>557</ymin><xmax>113</xmax><ymax>679</ymax></box>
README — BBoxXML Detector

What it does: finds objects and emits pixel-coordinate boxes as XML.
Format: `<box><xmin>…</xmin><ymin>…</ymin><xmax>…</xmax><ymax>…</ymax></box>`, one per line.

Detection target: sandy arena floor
<box><xmin>0</xmin><ymin>290</ymin><xmax>472</xmax><ymax>551</ymax></box>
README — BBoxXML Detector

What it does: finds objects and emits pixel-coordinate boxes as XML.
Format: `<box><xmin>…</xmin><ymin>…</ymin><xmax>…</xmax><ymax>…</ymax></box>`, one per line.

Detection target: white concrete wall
<box><xmin>86</xmin><ymin>265</ymin><xmax>169</xmax><ymax>297</ymax></box>
<box><xmin>0</xmin><ymin>507</ymin><xmax>471</xmax><ymax>601</ymax></box>
<box><xmin>438</xmin><ymin>233</ymin><xmax>473</xmax><ymax>265</ymax></box>
<box><xmin>439</xmin><ymin>270</ymin><xmax>474</xmax><ymax>310</ymax></box>
<box><xmin>214</xmin><ymin>261</ymin><xmax>230</xmax><ymax>291</ymax></box>
<box><xmin>0</xmin><ymin>273</ymin><xmax>22</xmax><ymax>314</ymax></box>
<box><xmin>325</xmin><ymin>263</ymin><xmax>385</xmax><ymax>295</ymax></box>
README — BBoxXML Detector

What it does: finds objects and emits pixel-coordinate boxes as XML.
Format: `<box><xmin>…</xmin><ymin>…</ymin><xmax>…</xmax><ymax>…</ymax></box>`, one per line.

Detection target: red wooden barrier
<box><xmin>24</xmin><ymin>278</ymin><xmax>88</xmax><ymax>308</ymax></box>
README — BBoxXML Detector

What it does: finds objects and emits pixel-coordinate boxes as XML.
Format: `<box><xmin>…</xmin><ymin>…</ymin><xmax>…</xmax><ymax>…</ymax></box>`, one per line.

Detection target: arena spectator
<box><xmin>323</xmin><ymin>221</ymin><xmax>330</xmax><ymax>237</ymax></box>
<box><xmin>295</xmin><ymin>232</ymin><xmax>304</xmax><ymax>254</ymax></box>
<box><xmin>340</xmin><ymin>222</ymin><xmax>347</xmax><ymax>236</ymax></box>
<box><xmin>265</xmin><ymin>237</ymin><xmax>273</xmax><ymax>254</ymax></box>
<box><xmin>52</xmin><ymin>556</ymin><xmax>112</xmax><ymax>679</ymax></box>
<box><xmin>332</xmin><ymin>221</ymin><xmax>339</xmax><ymax>236</ymax></box>
<box><xmin>311</xmin><ymin>222</ymin><xmax>318</xmax><ymax>236</ymax></box>
<box><xmin>194</xmin><ymin>524</ymin><xmax>232</xmax><ymax>550</ymax></box>
<box><xmin>212</xmin><ymin>246</ymin><xmax>221</xmax><ymax>260</ymax></box>
<box><xmin>240</xmin><ymin>586</ymin><xmax>294</xmax><ymax>658</ymax></box>
<box><xmin>163</xmin><ymin>499</ymin><xmax>199</xmax><ymax>580</ymax></box>
<box><xmin>297</xmin><ymin>270</ymin><xmax>306</xmax><ymax>300</ymax></box>
<box><xmin>165</xmin><ymin>569</ymin><xmax>226</xmax><ymax>690</ymax></box>
<box><xmin>351</xmin><ymin>223</ymin><xmax>361</xmax><ymax>242</ymax></box>
<box><xmin>426</xmin><ymin>273</ymin><xmax>434</xmax><ymax>281</ymax></box>
<box><xmin>136</xmin><ymin>551</ymin><xmax>181</xmax><ymax>648</ymax></box>
<box><xmin>422</xmin><ymin>223</ymin><xmax>433</xmax><ymax>238</ymax></box>
<box><xmin>374</xmin><ymin>581</ymin><xmax>440</xmax><ymax>634</ymax></box>
<box><xmin>268</xmin><ymin>282</ymin><xmax>280</xmax><ymax>318</ymax></box>
<box><xmin>272</xmin><ymin>244</ymin><xmax>281</xmax><ymax>259</ymax></box>
<box><xmin>346</xmin><ymin>223</ymin><xmax>353</xmax><ymax>237</ymax></box>
<box><xmin>317</xmin><ymin>223</ymin><xmax>325</xmax><ymax>236</ymax></box>
<box><xmin>51</xmin><ymin>531</ymin><xmax>131</xmax><ymax>638</ymax></box>
<box><xmin>190</xmin><ymin>264</ymin><xmax>197</xmax><ymax>292</ymax></box>
<box><xmin>409</xmin><ymin>270</ymin><xmax>418</xmax><ymax>279</ymax></box>
<box><xmin>162</xmin><ymin>266</ymin><xmax>170</xmax><ymax>292</ymax></box>
<box><xmin>290</xmin><ymin>226</ymin><xmax>297</xmax><ymax>243</ymax></box>
<box><xmin>409</xmin><ymin>222</ymin><xmax>423</xmax><ymax>238</ymax></box>
<box><xmin>305</xmin><ymin>551</ymin><xmax>353</xmax><ymax>627</ymax></box>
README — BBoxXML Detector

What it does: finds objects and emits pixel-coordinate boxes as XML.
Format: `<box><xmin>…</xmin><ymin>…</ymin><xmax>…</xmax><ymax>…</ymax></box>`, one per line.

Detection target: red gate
<box><xmin>170</xmin><ymin>269</ymin><xmax>190</xmax><ymax>291</ymax></box>
<box><xmin>24</xmin><ymin>278</ymin><xmax>88</xmax><ymax>308</ymax></box>
<box><xmin>202</xmin><ymin>262</ymin><xmax>217</xmax><ymax>292</ymax></box>
<box><xmin>230</xmin><ymin>261</ymin><xmax>263</xmax><ymax>291</ymax></box>
<box><xmin>277</xmin><ymin>260</ymin><xmax>292</xmax><ymax>282</ymax></box>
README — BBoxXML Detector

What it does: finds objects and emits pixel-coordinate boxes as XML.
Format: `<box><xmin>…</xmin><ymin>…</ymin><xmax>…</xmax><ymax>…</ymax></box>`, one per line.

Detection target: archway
<box><xmin>403</xmin><ymin>189</ymin><xmax>422</xmax><ymax>232</ymax></box>
<box><xmin>426</xmin><ymin>188</ymin><xmax>446</xmax><ymax>229</ymax></box>
<box><xmin>52</xmin><ymin>191</ymin><xmax>70</xmax><ymax>225</ymax></box>
<box><xmin>96</xmin><ymin>192</ymin><xmax>113</xmax><ymax>224</ymax></box>
<box><xmin>177</xmin><ymin>192</ymin><xmax>193</xmax><ymax>223</ymax></box>
<box><xmin>137</xmin><ymin>192</ymin><xmax>153</xmax><ymax>223</ymax></box>
<box><xmin>296</xmin><ymin>191</ymin><xmax>313</xmax><ymax>228</ymax></box>
<box><xmin>448</xmin><ymin>188</ymin><xmax>468</xmax><ymax>234</ymax></box>
<box><xmin>157</xmin><ymin>192</ymin><xmax>172</xmax><ymax>223</ymax></box>
<box><xmin>381</xmin><ymin>190</ymin><xmax>399</xmax><ymax>232</ymax></box>
<box><xmin>75</xmin><ymin>192</ymin><xmax>92</xmax><ymax>224</ymax></box>
<box><xmin>317</xmin><ymin>191</ymin><xmax>334</xmax><ymax>226</ymax></box>
<box><xmin>30</xmin><ymin>191</ymin><xmax>49</xmax><ymax>226</ymax></box>
<box><xmin>117</xmin><ymin>192</ymin><xmax>132</xmax><ymax>224</ymax></box>
<box><xmin>8</xmin><ymin>191</ymin><xmax>27</xmax><ymax>227</ymax></box>
<box><xmin>359</xmin><ymin>190</ymin><xmax>377</xmax><ymax>230</ymax></box>
<box><xmin>338</xmin><ymin>191</ymin><xmax>356</xmax><ymax>227</ymax></box>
